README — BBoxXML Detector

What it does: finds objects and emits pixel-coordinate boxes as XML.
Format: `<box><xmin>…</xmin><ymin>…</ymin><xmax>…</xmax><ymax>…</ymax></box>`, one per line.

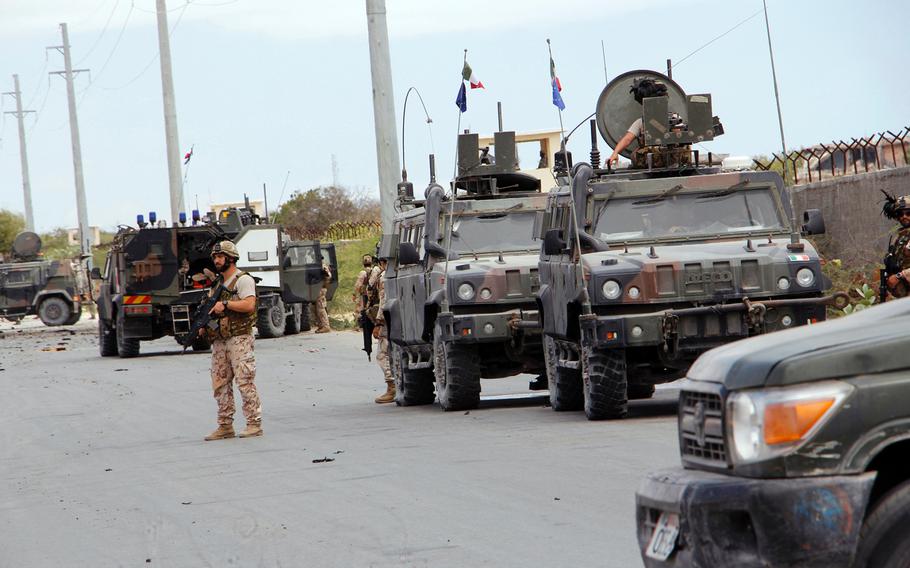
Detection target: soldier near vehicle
<box><xmin>880</xmin><ymin>192</ymin><xmax>910</xmax><ymax>300</ymax></box>
<box><xmin>352</xmin><ymin>254</ymin><xmax>373</xmax><ymax>327</ymax></box>
<box><xmin>370</xmin><ymin>255</ymin><xmax>394</xmax><ymax>403</ymax></box>
<box><xmin>0</xmin><ymin>231</ymin><xmax>85</xmax><ymax>326</ymax></box>
<box><xmin>314</xmin><ymin>260</ymin><xmax>333</xmax><ymax>333</ymax></box>
<box><xmin>95</xmin><ymin>204</ymin><xmax>337</xmax><ymax>358</ymax></box>
<box><xmin>537</xmin><ymin>69</ymin><xmax>846</xmax><ymax>420</ymax></box>
<box><xmin>201</xmin><ymin>240</ymin><xmax>263</xmax><ymax>441</ymax></box>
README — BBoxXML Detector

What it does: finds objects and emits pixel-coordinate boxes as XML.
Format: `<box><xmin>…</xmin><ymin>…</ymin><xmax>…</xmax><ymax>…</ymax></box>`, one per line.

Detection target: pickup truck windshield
<box><xmin>446</xmin><ymin>211</ymin><xmax>538</xmax><ymax>254</ymax></box>
<box><xmin>594</xmin><ymin>188</ymin><xmax>785</xmax><ymax>241</ymax></box>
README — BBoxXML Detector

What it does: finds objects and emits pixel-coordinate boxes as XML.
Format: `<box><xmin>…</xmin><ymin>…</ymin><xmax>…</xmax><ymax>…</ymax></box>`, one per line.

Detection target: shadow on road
<box><xmin>471</xmin><ymin>389</ymin><xmax>680</xmax><ymax>419</ymax></box>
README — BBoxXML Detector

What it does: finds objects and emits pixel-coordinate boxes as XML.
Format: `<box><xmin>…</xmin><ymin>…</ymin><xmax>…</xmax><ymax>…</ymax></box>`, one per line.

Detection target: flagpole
<box><xmin>547</xmin><ymin>38</ymin><xmax>591</xmax><ymax>315</ymax></box>
<box><xmin>453</xmin><ymin>49</ymin><xmax>467</xmax><ymax>184</ymax></box>
<box><xmin>442</xmin><ymin>48</ymin><xmax>468</xmax><ymax>314</ymax></box>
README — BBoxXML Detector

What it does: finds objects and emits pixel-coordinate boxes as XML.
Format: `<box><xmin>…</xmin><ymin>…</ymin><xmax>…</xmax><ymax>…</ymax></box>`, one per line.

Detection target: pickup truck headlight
<box><xmin>727</xmin><ymin>381</ymin><xmax>852</xmax><ymax>465</ymax></box>
<box><xmin>796</xmin><ymin>267</ymin><xmax>815</xmax><ymax>287</ymax></box>
<box><xmin>456</xmin><ymin>282</ymin><xmax>475</xmax><ymax>301</ymax></box>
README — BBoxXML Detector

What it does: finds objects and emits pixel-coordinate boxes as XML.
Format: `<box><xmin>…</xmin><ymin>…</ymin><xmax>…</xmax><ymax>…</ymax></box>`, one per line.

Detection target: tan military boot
<box><xmin>315</xmin><ymin>326</ymin><xmax>332</xmax><ymax>334</ymax></box>
<box><xmin>204</xmin><ymin>424</ymin><xmax>235</xmax><ymax>441</ymax></box>
<box><xmin>374</xmin><ymin>380</ymin><xmax>396</xmax><ymax>404</ymax></box>
<box><xmin>238</xmin><ymin>423</ymin><xmax>263</xmax><ymax>438</ymax></box>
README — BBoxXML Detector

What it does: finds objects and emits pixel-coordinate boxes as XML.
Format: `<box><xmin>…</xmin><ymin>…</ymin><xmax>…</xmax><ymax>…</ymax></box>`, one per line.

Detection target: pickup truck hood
<box><xmin>688</xmin><ymin>296</ymin><xmax>910</xmax><ymax>390</ymax></box>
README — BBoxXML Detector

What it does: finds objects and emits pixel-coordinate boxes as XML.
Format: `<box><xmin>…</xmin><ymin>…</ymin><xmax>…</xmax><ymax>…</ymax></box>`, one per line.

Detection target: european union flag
<box><xmin>455</xmin><ymin>82</ymin><xmax>467</xmax><ymax>113</ymax></box>
<box><xmin>550</xmin><ymin>56</ymin><xmax>565</xmax><ymax>110</ymax></box>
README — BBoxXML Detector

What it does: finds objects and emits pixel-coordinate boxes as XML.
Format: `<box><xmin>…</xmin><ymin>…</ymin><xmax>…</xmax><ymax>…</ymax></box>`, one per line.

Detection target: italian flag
<box><xmin>462</xmin><ymin>61</ymin><xmax>484</xmax><ymax>89</ymax></box>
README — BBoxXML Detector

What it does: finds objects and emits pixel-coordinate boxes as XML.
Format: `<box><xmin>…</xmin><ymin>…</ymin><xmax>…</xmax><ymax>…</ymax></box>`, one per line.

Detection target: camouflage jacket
<box><xmin>212</xmin><ymin>272</ymin><xmax>258</xmax><ymax>339</ymax></box>
<box><xmin>888</xmin><ymin>228</ymin><xmax>910</xmax><ymax>272</ymax></box>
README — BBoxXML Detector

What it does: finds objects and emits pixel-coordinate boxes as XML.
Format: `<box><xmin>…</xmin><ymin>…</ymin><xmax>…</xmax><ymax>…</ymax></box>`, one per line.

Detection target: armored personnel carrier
<box><xmin>95</xmin><ymin>204</ymin><xmax>337</xmax><ymax>358</ymax></box>
<box><xmin>0</xmin><ymin>231</ymin><xmax>84</xmax><ymax>326</ymax></box>
<box><xmin>537</xmin><ymin>70</ymin><xmax>847</xmax><ymax>420</ymax></box>
<box><xmin>384</xmin><ymin>129</ymin><xmax>552</xmax><ymax>410</ymax></box>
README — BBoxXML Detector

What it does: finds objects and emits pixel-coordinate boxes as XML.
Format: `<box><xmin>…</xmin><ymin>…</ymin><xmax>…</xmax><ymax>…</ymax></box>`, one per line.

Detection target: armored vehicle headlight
<box><xmin>479</xmin><ymin>288</ymin><xmax>493</xmax><ymax>300</ymax></box>
<box><xmin>628</xmin><ymin>286</ymin><xmax>641</xmax><ymax>299</ymax></box>
<box><xmin>777</xmin><ymin>277</ymin><xmax>791</xmax><ymax>291</ymax></box>
<box><xmin>726</xmin><ymin>381</ymin><xmax>852</xmax><ymax>465</ymax></box>
<box><xmin>796</xmin><ymin>268</ymin><xmax>815</xmax><ymax>287</ymax></box>
<box><xmin>457</xmin><ymin>282</ymin><xmax>476</xmax><ymax>301</ymax></box>
<box><xmin>602</xmin><ymin>280</ymin><xmax>622</xmax><ymax>300</ymax></box>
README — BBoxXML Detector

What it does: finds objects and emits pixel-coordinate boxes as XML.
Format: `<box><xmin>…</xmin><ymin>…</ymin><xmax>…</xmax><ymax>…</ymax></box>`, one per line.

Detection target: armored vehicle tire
<box><xmin>392</xmin><ymin>344</ymin><xmax>435</xmax><ymax>406</ymax></box>
<box><xmin>854</xmin><ymin>479</ymin><xmax>910</xmax><ymax>568</ymax></box>
<box><xmin>299</xmin><ymin>302</ymin><xmax>312</xmax><ymax>332</ymax></box>
<box><xmin>628</xmin><ymin>383</ymin><xmax>656</xmax><ymax>400</ymax></box>
<box><xmin>545</xmin><ymin>336</ymin><xmax>584</xmax><ymax>411</ymax></box>
<box><xmin>63</xmin><ymin>306</ymin><xmax>82</xmax><ymax>326</ymax></box>
<box><xmin>37</xmin><ymin>296</ymin><xmax>72</xmax><ymax>326</ymax></box>
<box><xmin>192</xmin><ymin>337</ymin><xmax>212</xmax><ymax>352</ymax></box>
<box><xmin>433</xmin><ymin>324</ymin><xmax>481</xmax><ymax>411</ymax></box>
<box><xmin>99</xmin><ymin>319</ymin><xmax>118</xmax><ymax>357</ymax></box>
<box><xmin>115</xmin><ymin>316</ymin><xmax>140</xmax><ymax>358</ymax></box>
<box><xmin>285</xmin><ymin>303</ymin><xmax>302</xmax><ymax>335</ymax></box>
<box><xmin>582</xmin><ymin>346</ymin><xmax>628</xmax><ymax>420</ymax></box>
<box><xmin>257</xmin><ymin>298</ymin><xmax>285</xmax><ymax>338</ymax></box>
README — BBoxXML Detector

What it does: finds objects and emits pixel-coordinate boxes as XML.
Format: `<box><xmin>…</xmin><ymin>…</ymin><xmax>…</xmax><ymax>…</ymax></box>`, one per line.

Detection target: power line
<box><xmin>673</xmin><ymin>8</ymin><xmax>764</xmax><ymax>69</ymax></box>
<box><xmin>75</xmin><ymin>0</ymin><xmax>122</xmax><ymax>66</ymax></box>
<box><xmin>77</xmin><ymin>1</ymin><xmax>135</xmax><ymax>104</ymax></box>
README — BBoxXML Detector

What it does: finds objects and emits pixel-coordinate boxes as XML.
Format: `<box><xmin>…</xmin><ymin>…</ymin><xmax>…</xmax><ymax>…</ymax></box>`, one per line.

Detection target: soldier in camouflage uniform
<box><xmin>352</xmin><ymin>254</ymin><xmax>373</xmax><ymax>326</ymax></box>
<box><xmin>370</xmin><ymin>257</ymin><xmax>394</xmax><ymax>403</ymax></box>
<box><xmin>883</xmin><ymin>194</ymin><xmax>910</xmax><ymax>298</ymax></box>
<box><xmin>203</xmin><ymin>240</ymin><xmax>264</xmax><ymax>441</ymax></box>
<box><xmin>315</xmin><ymin>262</ymin><xmax>333</xmax><ymax>333</ymax></box>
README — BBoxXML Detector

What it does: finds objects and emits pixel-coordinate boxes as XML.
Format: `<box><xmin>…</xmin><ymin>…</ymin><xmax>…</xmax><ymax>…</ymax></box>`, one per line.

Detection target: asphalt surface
<box><xmin>1</xmin><ymin>317</ymin><xmax>681</xmax><ymax>567</ymax></box>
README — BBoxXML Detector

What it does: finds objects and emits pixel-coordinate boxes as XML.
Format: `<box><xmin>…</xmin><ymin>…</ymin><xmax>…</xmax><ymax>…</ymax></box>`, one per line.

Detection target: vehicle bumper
<box><xmin>582</xmin><ymin>294</ymin><xmax>842</xmax><ymax>350</ymax></box>
<box><xmin>437</xmin><ymin>309</ymin><xmax>540</xmax><ymax>343</ymax></box>
<box><xmin>635</xmin><ymin>467</ymin><xmax>875</xmax><ymax>568</ymax></box>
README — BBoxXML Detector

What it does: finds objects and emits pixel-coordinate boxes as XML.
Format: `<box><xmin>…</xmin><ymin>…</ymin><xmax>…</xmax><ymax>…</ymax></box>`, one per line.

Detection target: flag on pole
<box><xmin>462</xmin><ymin>61</ymin><xmax>484</xmax><ymax>89</ymax></box>
<box><xmin>550</xmin><ymin>56</ymin><xmax>565</xmax><ymax>110</ymax></box>
<box><xmin>184</xmin><ymin>147</ymin><xmax>193</xmax><ymax>165</ymax></box>
<box><xmin>455</xmin><ymin>82</ymin><xmax>467</xmax><ymax>112</ymax></box>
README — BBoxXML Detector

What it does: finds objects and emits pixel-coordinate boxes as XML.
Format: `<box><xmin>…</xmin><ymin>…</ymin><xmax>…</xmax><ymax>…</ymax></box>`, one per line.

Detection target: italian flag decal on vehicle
<box><xmin>788</xmin><ymin>254</ymin><xmax>810</xmax><ymax>262</ymax></box>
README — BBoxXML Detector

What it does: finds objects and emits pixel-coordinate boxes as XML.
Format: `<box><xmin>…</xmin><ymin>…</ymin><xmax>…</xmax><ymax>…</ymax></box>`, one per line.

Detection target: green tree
<box><xmin>274</xmin><ymin>185</ymin><xmax>380</xmax><ymax>237</ymax></box>
<box><xmin>0</xmin><ymin>209</ymin><xmax>26</xmax><ymax>255</ymax></box>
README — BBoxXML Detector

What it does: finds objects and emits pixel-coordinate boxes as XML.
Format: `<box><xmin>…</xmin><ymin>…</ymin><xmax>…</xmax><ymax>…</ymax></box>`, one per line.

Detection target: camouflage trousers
<box><xmin>316</xmin><ymin>288</ymin><xmax>330</xmax><ymax>329</ymax></box>
<box><xmin>375</xmin><ymin>325</ymin><xmax>392</xmax><ymax>382</ymax></box>
<box><xmin>210</xmin><ymin>334</ymin><xmax>262</xmax><ymax>426</ymax></box>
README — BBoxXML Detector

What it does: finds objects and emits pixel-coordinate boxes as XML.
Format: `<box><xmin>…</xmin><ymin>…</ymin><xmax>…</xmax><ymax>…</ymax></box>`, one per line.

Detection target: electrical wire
<box><xmin>75</xmin><ymin>0</ymin><xmax>122</xmax><ymax>66</ymax></box>
<box><xmin>77</xmin><ymin>1</ymin><xmax>135</xmax><ymax>104</ymax></box>
<box><xmin>673</xmin><ymin>8</ymin><xmax>764</xmax><ymax>69</ymax></box>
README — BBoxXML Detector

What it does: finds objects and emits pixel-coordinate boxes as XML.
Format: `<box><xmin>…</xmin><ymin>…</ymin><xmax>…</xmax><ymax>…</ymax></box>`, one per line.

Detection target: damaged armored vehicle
<box><xmin>95</xmin><ymin>203</ymin><xmax>337</xmax><ymax>358</ymax></box>
<box><xmin>384</xmin><ymin>129</ymin><xmax>551</xmax><ymax>410</ymax></box>
<box><xmin>537</xmin><ymin>70</ymin><xmax>846</xmax><ymax>420</ymax></box>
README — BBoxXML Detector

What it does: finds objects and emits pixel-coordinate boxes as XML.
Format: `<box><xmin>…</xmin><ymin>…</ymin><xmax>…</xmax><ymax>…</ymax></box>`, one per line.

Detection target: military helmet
<box><xmin>211</xmin><ymin>240</ymin><xmax>240</xmax><ymax>259</ymax></box>
<box><xmin>882</xmin><ymin>191</ymin><xmax>910</xmax><ymax>220</ymax></box>
<box><xmin>630</xmin><ymin>78</ymin><xmax>668</xmax><ymax>104</ymax></box>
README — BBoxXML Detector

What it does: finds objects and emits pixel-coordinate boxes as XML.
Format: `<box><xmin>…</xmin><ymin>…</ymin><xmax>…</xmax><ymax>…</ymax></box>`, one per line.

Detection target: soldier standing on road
<box><xmin>203</xmin><ymin>240</ymin><xmax>263</xmax><ymax>441</ymax></box>
<box><xmin>353</xmin><ymin>254</ymin><xmax>373</xmax><ymax>328</ymax></box>
<box><xmin>370</xmin><ymin>256</ymin><xmax>394</xmax><ymax>403</ymax></box>
<box><xmin>882</xmin><ymin>193</ymin><xmax>910</xmax><ymax>299</ymax></box>
<box><xmin>315</xmin><ymin>261</ymin><xmax>333</xmax><ymax>333</ymax></box>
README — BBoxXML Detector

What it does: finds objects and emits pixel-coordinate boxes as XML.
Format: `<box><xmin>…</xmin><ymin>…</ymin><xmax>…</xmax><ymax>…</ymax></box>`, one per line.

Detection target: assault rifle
<box><xmin>882</xmin><ymin>237</ymin><xmax>900</xmax><ymax>303</ymax></box>
<box><xmin>359</xmin><ymin>291</ymin><xmax>374</xmax><ymax>361</ymax></box>
<box><xmin>178</xmin><ymin>277</ymin><xmax>228</xmax><ymax>350</ymax></box>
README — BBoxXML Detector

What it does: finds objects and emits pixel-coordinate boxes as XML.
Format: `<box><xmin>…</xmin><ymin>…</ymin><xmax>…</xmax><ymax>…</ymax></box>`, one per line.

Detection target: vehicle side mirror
<box><xmin>424</xmin><ymin>241</ymin><xmax>447</xmax><ymax>260</ymax></box>
<box><xmin>90</xmin><ymin>267</ymin><xmax>102</xmax><ymax>280</ymax></box>
<box><xmin>802</xmin><ymin>209</ymin><xmax>825</xmax><ymax>236</ymax></box>
<box><xmin>543</xmin><ymin>229</ymin><xmax>567</xmax><ymax>256</ymax></box>
<box><xmin>398</xmin><ymin>242</ymin><xmax>420</xmax><ymax>266</ymax></box>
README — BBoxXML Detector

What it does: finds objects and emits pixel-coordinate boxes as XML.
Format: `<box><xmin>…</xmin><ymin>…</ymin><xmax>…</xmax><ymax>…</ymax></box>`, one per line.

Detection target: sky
<box><xmin>0</xmin><ymin>0</ymin><xmax>908</xmax><ymax>233</ymax></box>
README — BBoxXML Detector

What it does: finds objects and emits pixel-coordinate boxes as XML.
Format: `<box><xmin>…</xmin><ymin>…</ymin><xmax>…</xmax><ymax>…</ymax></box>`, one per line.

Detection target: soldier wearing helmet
<box><xmin>368</xmin><ymin>248</ymin><xmax>393</xmax><ymax>403</ymax></box>
<box><xmin>203</xmin><ymin>240</ymin><xmax>263</xmax><ymax>441</ymax></box>
<box><xmin>882</xmin><ymin>193</ymin><xmax>910</xmax><ymax>298</ymax></box>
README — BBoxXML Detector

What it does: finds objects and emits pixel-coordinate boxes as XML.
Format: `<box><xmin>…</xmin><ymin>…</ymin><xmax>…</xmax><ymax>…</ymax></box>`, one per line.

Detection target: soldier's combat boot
<box><xmin>316</xmin><ymin>326</ymin><xmax>332</xmax><ymax>334</ymax></box>
<box><xmin>238</xmin><ymin>423</ymin><xmax>263</xmax><ymax>438</ymax></box>
<box><xmin>204</xmin><ymin>424</ymin><xmax>235</xmax><ymax>441</ymax></box>
<box><xmin>374</xmin><ymin>380</ymin><xmax>396</xmax><ymax>404</ymax></box>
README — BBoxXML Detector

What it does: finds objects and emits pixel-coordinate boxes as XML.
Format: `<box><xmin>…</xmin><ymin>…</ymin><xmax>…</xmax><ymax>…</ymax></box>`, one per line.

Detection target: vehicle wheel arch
<box><xmin>863</xmin><ymin>437</ymin><xmax>910</xmax><ymax>517</ymax></box>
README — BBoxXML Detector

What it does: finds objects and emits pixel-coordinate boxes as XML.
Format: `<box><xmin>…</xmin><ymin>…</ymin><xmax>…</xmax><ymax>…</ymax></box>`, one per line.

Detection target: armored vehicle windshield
<box><xmin>594</xmin><ymin>185</ymin><xmax>785</xmax><ymax>242</ymax></box>
<box><xmin>447</xmin><ymin>210</ymin><xmax>539</xmax><ymax>255</ymax></box>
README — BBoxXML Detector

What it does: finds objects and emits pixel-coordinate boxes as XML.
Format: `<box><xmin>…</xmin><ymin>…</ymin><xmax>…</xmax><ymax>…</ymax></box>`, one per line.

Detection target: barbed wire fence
<box><xmin>754</xmin><ymin>127</ymin><xmax>910</xmax><ymax>185</ymax></box>
<box><xmin>287</xmin><ymin>220</ymin><xmax>382</xmax><ymax>242</ymax></box>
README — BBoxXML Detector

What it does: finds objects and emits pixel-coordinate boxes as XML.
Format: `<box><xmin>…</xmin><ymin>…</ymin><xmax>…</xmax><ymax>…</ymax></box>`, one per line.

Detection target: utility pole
<box><xmin>2</xmin><ymin>75</ymin><xmax>36</xmax><ymax>231</ymax></box>
<box><xmin>49</xmin><ymin>23</ymin><xmax>91</xmax><ymax>265</ymax></box>
<box><xmin>365</xmin><ymin>0</ymin><xmax>401</xmax><ymax>234</ymax></box>
<box><xmin>156</xmin><ymin>0</ymin><xmax>185</xmax><ymax>224</ymax></box>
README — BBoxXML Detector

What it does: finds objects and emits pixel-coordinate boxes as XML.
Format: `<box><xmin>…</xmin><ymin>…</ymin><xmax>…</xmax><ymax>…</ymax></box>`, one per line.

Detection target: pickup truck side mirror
<box><xmin>543</xmin><ymin>228</ymin><xmax>567</xmax><ymax>256</ymax></box>
<box><xmin>802</xmin><ymin>209</ymin><xmax>826</xmax><ymax>236</ymax></box>
<box><xmin>398</xmin><ymin>242</ymin><xmax>420</xmax><ymax>266</ymax></box>
<box><xmin>90</xmin><ymin>267</ymin><xmax>102</xmax><ymax>280</ymax></box>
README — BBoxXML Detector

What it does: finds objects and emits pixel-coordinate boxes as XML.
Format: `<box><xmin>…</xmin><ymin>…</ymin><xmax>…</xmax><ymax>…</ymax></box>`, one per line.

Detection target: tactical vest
<box><xmin>215</xmin><ymin>271</ymin><xmax>258</xmax><ymax>339</ymax></box>
<box><xmin>632</xmin><ymin>144</ymin><xmax>692</xmax><ymax>169</ymax></box>
<box><xmin>887</xmin><ymin>229</ymin><xmax>910</xmax><ymax>298</ymax></box>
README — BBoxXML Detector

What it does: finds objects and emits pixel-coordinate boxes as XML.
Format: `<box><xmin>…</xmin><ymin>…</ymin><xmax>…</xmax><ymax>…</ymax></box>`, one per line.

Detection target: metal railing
<box><xmin>754</xmin><ymin>127</ymin><xmax>910</xmax><ymax>185</ymax></box>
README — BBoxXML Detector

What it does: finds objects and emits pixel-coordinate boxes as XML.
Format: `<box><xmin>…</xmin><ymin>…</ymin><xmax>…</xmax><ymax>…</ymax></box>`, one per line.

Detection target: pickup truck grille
<box><xmin>679</xmin><ymin>389</ymin><xmax>728</xmax><ymax>467</ymax></box>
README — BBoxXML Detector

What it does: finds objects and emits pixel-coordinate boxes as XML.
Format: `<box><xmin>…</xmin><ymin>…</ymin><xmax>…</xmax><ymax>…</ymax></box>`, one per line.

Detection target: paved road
<box><xmin>1</xmin><ymin>318</ymin><xmax>680</xmax><ymax>567</ymax></box>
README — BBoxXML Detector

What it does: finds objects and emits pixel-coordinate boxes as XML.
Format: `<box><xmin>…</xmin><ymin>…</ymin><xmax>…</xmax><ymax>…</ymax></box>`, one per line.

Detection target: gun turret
<box><xmin>11</xmin><ymin>231</ymin><xmax>42</xmax><ymax>262</ymax></box>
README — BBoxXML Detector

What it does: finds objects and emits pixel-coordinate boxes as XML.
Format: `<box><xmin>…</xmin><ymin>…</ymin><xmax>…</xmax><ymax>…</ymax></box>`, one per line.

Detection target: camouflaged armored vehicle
<box><xmin>537</xmin><ymin>70</ymin><xmax>846</xmax><ymax>420</ymax></box>
<box><xmin>0</xmin><ymin>231</ymin><xmax>85</xmax><ymax>326</ymax></box>
<box><xmin>384</xmin><ymin>130</ymin><xmax>551</xmax><ymax>410</ymax></box>
<box><xmin>95</xmin><ymin>205</ymin><xmax>337</xmax><ymax>358</ymax></box>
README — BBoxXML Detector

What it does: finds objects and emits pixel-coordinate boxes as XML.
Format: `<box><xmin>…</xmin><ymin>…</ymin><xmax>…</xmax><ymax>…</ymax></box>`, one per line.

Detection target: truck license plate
<box><xmin>645</xmin><ymin>511</ymin><xmax>679</xmax><ymax>561</ymax></box>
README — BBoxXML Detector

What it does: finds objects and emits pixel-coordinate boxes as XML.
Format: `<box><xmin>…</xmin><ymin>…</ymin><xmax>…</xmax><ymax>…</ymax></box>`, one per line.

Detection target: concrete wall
<box><xmin>791</xmin><ymin>166</ymin><xmax>910</xmax><ymax>265</ymax></box>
